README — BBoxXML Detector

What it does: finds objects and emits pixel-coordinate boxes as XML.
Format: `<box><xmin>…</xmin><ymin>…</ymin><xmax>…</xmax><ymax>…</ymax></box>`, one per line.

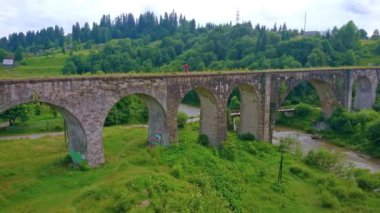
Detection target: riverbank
<box><xmin>273</xmin><ymin>126</ymin><xmax>380</xmax><ymax>172</ymax></box>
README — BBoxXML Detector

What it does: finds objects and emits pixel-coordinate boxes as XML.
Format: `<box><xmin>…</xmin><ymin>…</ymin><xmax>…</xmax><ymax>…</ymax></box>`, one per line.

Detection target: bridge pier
<box><xmin>351</xmin><ymin>73</ymin><xmax>378</xmax><ymax>111</ymax></box>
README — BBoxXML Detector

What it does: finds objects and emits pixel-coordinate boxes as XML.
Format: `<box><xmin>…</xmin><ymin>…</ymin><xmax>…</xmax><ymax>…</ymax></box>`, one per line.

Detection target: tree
<box><xmin>306</xmin><ymin>48</ymin><xmax>327</xmax><ymax>67</ymax></box>
<box><xmin>62</xmin><ymin>61</ymin><xmax>77</xmax><ymax>74</ymax></box>
<box><xmin>371</xmin><ymin>29</ymin><xmax>379</xmax><ymax>40</ymax></box>
<box><xmin>177</xmin><ymin>112</ymin><xmax>188</xmax><ymax>128</ymax></box>
<box><xmin>280</xmin><ymin>55</ymin><xmax>302</xmax><ymax>68</ymax></box>
<box><xmin>14</xmin><ymin>46</ymin><xmax>24</xmax><ymax>61</ymax></box>
<box><xmin>374</xmin><ymin>40</ymin><xmax>380</xmax><ymax>55</ymax></box>
<box><xmin>0</xmin><ymin>105</ymin><xmax>32</xmax><ymax>126</ymax></box>
<box><xmin>229</xmin><ymin>96</ymin><xmax>240</xmax><ymax>110</ymax></box>
<box><xmin>333</xmin><ymin>21</ymin><xmax>359</xmax><ymax>51</ymax></box>
<box><xmin>359</xmin><ymin>29</ymin><xmax>368</xmax><ymax>39</ymax></box>
<box><xmin>0</xmin><ymin>48</ymin><xmax>8</xmax><ymax>61</ymax></box>
<box><xmin>340</xmin><ymin>50</ymin><xmax>356</xmax><ymax>66</ymax></box>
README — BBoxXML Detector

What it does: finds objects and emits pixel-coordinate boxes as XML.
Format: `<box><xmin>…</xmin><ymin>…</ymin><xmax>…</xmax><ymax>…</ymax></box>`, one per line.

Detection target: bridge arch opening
<box><xmin>178</xmin><ymin>87</ymin><xmax>219</xmax><ymax>146</ymax></box>
<box><xmin>226</xmin><ymin>84</ymin><xmax>262</xmax><ymax>139</ymax></box>
<box><xmin>274</xmin><ymin>80</ymin><xmax>335</xmax><ymax>133</ymax></box>
<box><xmin>352</xmin><ymin>76</ymin><xmax>374</xmax><ymax>111</ymax></box>
<box><xmin>0</xmin><ymin>101</ymin><xmax>87</xmax><ymax>164</ymax></box>
<box><xmin>103</xmin><ymin>93</ymin><xmax>168</xmax><ymax>146</ymax></box>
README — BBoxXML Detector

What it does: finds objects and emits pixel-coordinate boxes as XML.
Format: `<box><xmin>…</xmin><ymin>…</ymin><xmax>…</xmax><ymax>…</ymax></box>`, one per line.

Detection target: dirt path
<box><xmin>0</xmin><ymin>132</ymin><xmax>64</xmax><ymax>141</ymax></box>
<box><xmin>0</xmin><ymin>125</ymin><xmax>150</xmax><ymax>141</ymax></box>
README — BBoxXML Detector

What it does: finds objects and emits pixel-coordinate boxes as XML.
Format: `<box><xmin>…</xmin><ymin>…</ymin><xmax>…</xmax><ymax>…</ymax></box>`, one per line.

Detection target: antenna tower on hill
<box><xmin>236</xmin><ymin>10</ymin><xmax>240</xmax><ymax>24</ymax></box>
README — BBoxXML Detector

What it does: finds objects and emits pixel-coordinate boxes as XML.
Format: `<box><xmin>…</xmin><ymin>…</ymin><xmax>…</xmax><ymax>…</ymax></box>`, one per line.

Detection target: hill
<box><xmin>0</xmin><ymin>124</ymin><xmax>380</xmax><ymax>212</ymax></box>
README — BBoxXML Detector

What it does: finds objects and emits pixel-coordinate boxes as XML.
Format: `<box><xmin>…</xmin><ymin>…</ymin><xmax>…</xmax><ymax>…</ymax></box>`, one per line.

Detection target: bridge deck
<box><xmin>0</xmin><ymin>66</ymin><xmax>379</xmax><ymax>83</ymax></box>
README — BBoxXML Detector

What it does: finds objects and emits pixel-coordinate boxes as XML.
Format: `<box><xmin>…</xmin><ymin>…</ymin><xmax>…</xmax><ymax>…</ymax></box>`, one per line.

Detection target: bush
<box><xmin>79</xmin><ymin>161</ymin><xmax>90</xmax><ymax>171</ymax></box>
<box><xmin>170</xmin><ymin>164</ymin><xmax>184</xmax><ymax>179</ymax></box>
<box><xmin>219</xmin><ymin>141</ymin><xmax>239</xmax><ymax>161</ymax></box>
<box><xmin>320</xmin><ymin>190</ymin><xmax>340</xmax><ymax>209</ymax></box>
<box><xmin>177</xmin><ymin>112</ymin><xmax>188</xmax><ymax>128</ymax></box>
<box><xmin>294</xmin><ymin>103</ymin><xmax>314</xmax><ymax>118</ymax></box>
<box><xmin>238</xmin><ymin>133</ymin><xmax>255</xmax><ymax>141</ymax></box>
<box><xmin>355</xmin><ymin>171</ymin><xmax>380</xmax><ymax>191</ymax></box>
<box><xmin>304</xmin><ymin>148</ymin><xmax>342</xmax><ymax>172</ymax></box>
<box><xmin>289</xmin><ymin>165</ymin><xmax>311</xmax><ymax>179</ymax></box>
<box><xmin>366</xmin><ymin>119</ymin><xmax>380</xmax><ymax>144</ymax></box>
<box><xmin>198</xmin><ymin>134</ymin><xmax>209</xmax><ymax>146</ymax></box>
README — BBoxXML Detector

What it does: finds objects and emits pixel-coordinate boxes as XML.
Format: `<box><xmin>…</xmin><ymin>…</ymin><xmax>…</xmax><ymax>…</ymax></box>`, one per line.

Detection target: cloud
<box><xmin>343</xmin><ymin>0</ymin><xmax>370</xmax><ymax>15</ymax></box>
<box><xmin>0</xmin><ymin>0</ymin><xmax>379</xmax><ymax>37</ymax></box>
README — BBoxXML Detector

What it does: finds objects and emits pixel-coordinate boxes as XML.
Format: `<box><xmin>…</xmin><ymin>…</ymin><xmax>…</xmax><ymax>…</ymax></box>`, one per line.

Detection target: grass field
<box><xmin>0</xmin><ymin>53</ymin><xmax>68</xmax><ymax>79</ymax></box>
<box><xmin>0</xmin><ymin>106</ymin><xmax>64</xmax><ymax>136</ymax></box>
<box><xmin>0</xmin><ymin>123</ymin><xmax>379</xmax><ymax>212</ymax></box>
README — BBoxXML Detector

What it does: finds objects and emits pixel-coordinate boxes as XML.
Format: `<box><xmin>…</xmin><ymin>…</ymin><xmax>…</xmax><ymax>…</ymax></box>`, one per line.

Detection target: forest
<box><xmin>0</xmin><ymin>11</ymin><xmax>380</xmax><ymax>74</ymax></box>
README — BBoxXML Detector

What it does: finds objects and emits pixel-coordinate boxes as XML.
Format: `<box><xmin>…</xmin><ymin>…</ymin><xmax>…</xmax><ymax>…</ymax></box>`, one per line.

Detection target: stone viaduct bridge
<box><xmin>1</xmin><ymin>68</ymin><xmax>379</xmax><ymax>167</ymax></box>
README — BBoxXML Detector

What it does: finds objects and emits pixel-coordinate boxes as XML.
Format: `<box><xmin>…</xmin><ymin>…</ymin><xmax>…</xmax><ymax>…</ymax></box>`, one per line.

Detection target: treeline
<box><xmin>0</xmin><ymin>26</ymin><xmax>65</xmax><ymax>52</ymax></box>
<box><xmin>63</xmin><ymin>17</ymin><xmax>380</xmax><ymax>74</ymax></box>
<box><xmin>71</xmin><ymin>11</ymin><xmax>195</xmax><ymax>44</ymax></box>
<box><xmin>0</xmin><ymin>11</ymin><xmax>195</xmax><ymax>59</ymax></box>
<box><xmin>1</xmin><ymin>10</ymin><xmax>380</xmax><ymax>72</ymax></box>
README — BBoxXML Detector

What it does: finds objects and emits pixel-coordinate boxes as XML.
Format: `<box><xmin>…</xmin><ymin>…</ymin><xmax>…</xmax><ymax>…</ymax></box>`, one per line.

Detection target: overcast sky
<box><xmin>0</xmin><ymin>0</ymin><xmax>379</xmax><ymax>37</ymax></box>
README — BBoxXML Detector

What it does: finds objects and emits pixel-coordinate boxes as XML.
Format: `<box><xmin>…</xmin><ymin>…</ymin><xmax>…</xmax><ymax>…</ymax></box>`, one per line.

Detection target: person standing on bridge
<box><xmin>183</xmin><ymin>63</ymin><xmax>189</xmax><ymax>72</ymax></box>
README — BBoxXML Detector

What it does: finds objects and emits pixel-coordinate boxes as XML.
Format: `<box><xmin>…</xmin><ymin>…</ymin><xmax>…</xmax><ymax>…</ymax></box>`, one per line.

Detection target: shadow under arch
<box><xmin>103</xmin><ymin>93</ymin><xmax>168</xmax><ymax>146</ymax></box>
<box><xmin>0</xmin><ymin>101</ymin><xmax>87</xmax><ymax>161</ymax></box>
<box><xmin>227</xmin><ymin>84</ymin><xmax>262</xmax><ymax>139</ymax></box>
<box><xmin>352</xmin><ymin>76</ymin><xmax>373</xmax><ymax>110</ymax></box>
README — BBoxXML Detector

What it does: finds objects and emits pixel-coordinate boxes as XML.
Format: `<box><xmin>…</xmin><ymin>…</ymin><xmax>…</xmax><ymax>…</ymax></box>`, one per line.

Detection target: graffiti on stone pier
<box><xmin>149</xmin><ymin>133</ymin><xmax>162</xmax><ymax>145</ymax></box>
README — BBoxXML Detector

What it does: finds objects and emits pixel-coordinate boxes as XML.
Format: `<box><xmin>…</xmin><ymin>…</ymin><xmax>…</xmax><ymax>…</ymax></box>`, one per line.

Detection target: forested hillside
<box><xmin>1</xmin><ymin>11</ymin><xmax>380</xmax><ymax>75</ymax></box>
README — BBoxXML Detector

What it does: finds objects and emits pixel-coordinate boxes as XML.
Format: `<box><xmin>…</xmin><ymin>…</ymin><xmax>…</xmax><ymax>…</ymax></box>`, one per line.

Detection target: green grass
<box><xmin>0</xmin><ymin>123</ymin><xmax>379</xmax><ymax>212</ymax></box>
<box><xmin>0</xmin><ymin>53</ymin><xmax>68</xmax><ymax>79</ymax></box>
<box><xmin>0</xmin><ymin>111</ymin><xmax>64</xmax><ymax>136</ymax></box>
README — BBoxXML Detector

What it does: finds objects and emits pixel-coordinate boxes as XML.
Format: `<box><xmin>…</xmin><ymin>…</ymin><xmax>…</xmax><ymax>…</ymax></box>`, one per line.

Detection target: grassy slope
<box><xmin>0</xmin><ymin>124</ymin><xmax>379</xmax><ymax>212</ymax></box>
<box><xmin>0</xmin><ymin>53</ymin><xmax>67</xmax><ymax>79</ymax></box>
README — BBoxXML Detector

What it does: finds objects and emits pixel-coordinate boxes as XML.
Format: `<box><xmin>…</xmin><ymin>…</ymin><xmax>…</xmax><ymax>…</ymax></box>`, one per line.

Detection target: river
<box><xmin>273</xmin><ymin>126</ymin><xmax>380</xmax><ymax>172</ymax></box>
<box><xmin>179</xmin><ymin>104</ymin><xmax>380</xmax><ymax>173</ymax></box>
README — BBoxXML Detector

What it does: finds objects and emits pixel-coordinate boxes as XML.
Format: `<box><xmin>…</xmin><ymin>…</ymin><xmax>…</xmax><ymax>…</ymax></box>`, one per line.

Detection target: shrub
<box><xmin>355</xmin><ymin>172</ymin><xmax>380</xmax><ymax>191</ymax></box>
<box><xmin>198</xmin><ymin>134</ymin><xmax>209</xmax><ymax>146</ymax></box>
<box><xmin>238</xmin><ymin>133</ymin><xmax>255</xmax><ymax>141</ymax></box>
<box><xmin>170</xmin><ymin>164</ymin><xmax>184</xmax><ymax>179</ymax></box>
<box><xmin>366</xmin><ymin>119</ymin><xmax>380</xmax><ymax>144</ymax></box>
<box><xmin>294</xmin><ymin>103</ymin><xmax>314</xmax><ymax>118</ymax></box>
<box><xmin>289</xmin><ymin>165</ymin><xmax>311</xmax><ymax>179</ymax></box>
<box><xmin>219</xmin><ymin>141</ymin><xmax>239</xmax><ymax>161</ymax></box>
<box><xmin>320</xmin><ymin>190</ymin><xmax>340</xmax><ymax>209</ymax></box>
<box><xmin>304</xmin><ymin>148</ymin><xmax>342</xmax><ymax>172</ymax></box>
<box><xmin>330</xmin><ymin>185</ymin><xmax>365</xmax><ymax>201</ymax></box>
<box><xmin>79</xmin><ymin>161</ymin><xmax>90</xmax><ymax>171</ymax></box>
<box><xmin>177</xmin><ymin>112</ymin><xmax>188</xmax><ymax>128</ymax></box>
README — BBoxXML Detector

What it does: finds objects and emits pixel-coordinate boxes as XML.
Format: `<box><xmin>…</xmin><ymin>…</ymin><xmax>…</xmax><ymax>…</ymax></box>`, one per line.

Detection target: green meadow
<box><xmin>0</xmin><ymin>124</ymin><xmax>379</xmax><ymax>212</ymax></box>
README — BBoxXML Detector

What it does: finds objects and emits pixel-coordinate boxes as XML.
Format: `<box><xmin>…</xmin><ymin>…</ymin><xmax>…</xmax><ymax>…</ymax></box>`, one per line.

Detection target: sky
<box><xmin>0</xmin><ymin>0</ymin><xmax>379</xmax><ymax>37</ymax></box>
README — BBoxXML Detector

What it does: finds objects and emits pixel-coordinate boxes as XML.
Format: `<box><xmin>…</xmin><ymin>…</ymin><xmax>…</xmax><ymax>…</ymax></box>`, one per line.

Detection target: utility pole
<box><xmin>236</xmin><ymin>10</ymin><xmax>240</xmax><ymax>25</ymax></box>
<box><xmin>304</xmin><ymin>11</ymin><xmax>307</xmax><ymax>32</ymax></box>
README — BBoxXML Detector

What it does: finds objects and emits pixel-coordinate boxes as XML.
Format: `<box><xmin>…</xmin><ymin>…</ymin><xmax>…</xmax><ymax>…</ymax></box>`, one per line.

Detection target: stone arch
<box><xmin>178</xmin><ymin>86</ymin><xmax>220</xmax><ymax>146</ymax></box>
<box><xmin>103</xmin><ymin>93</ymin><xmax>168</xmax><ymax>146</ymax></box>
<box><xmin>283</xmin><ymin>79</ymin><xmax>338</xmax><ymax>118</ymax></box>
<box><xmin>0</xmin><ymin>101</ymin><xmax>87</xmax><ymax>161</ymax></box>
<box><xmin>227</xmin><ymin>84</ymin><xmax>262</xmax><ymax>139</ymax></box>
<box><xmin>353</xmin><ymin>76</ymin><xmax>374</xmax><ymax>110</ymax></box>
